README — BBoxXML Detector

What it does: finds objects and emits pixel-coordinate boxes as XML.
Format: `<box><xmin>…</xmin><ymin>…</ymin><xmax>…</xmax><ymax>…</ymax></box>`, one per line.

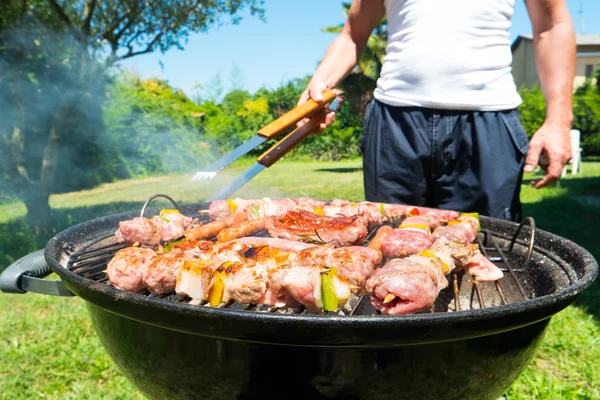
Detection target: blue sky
<box><xmin>120</xmin><ymin>0</ymin><xmax>600</xmax><ymax>98</ymax></box>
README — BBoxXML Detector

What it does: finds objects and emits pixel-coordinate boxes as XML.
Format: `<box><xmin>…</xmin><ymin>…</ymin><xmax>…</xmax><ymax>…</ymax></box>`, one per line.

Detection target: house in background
<box><xmin>511</xmin><ymin>34</ymin><xmax>600</xmax><ymax>89</ymax></box>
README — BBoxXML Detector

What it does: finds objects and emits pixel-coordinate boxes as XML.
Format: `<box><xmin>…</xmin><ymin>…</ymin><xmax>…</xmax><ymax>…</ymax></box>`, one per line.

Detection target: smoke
<box><xmin>0</xmin><ymin>15</ymin><xmax>223</xmax><ymax>208</ymax></box>
<box><xmin>0</xmin><ymin>14</ymin><xmax>124</xmax><ymax>203</ymax></box>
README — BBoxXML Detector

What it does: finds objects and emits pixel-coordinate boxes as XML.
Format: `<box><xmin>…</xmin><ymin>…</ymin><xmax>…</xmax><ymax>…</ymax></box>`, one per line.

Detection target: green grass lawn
<box><xmin>1</xmin><ymin>159</ymin><xmax>599</xmax><ymax>399</ymax></box>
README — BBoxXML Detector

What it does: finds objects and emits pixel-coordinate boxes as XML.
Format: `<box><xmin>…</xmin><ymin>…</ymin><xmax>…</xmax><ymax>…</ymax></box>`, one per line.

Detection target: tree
<box><xmin>322</xmin><ymin>2</ymin><xmax>388</xmax><ymax>114</ymax></box>
<box><xmin>0</xmin><ymin>0</ymin><xmax>264</xmax><ymax>230</ymax></box>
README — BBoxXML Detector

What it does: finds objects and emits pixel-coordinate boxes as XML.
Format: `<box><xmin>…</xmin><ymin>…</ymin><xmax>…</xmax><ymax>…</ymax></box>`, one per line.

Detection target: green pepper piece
<box><xmin>250</xmin><ymin>204</ymin><xmax>261</xmax><ymax>219</ymax></box>
<box><xmin>379</xmin><ymin>203</ymin><xmax>385</xmax><ymax>218</ymax></box>
<box><xmin>163</xmin><ymin>238</ymin><xmax>187</xmax><ymax>252</ymax></box>
<box><xmin>321</xmin><ymin>268</ymin><xmax>338</xmax><ymax>312</ymax></box>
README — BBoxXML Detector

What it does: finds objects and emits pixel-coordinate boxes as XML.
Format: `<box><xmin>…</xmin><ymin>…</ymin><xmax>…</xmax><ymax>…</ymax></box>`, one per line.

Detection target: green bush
<box><xmin>518</xmin><ymin>74</ymin><xmax>600</xmax><ymax>155</ymax></box>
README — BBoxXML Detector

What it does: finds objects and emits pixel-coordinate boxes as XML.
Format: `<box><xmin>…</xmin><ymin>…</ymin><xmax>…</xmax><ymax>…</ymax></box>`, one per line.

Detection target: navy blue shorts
<box><xmin>360</xmin><ymin>99</ymin><xmax>530</xmax><ymax>222</ymax></box>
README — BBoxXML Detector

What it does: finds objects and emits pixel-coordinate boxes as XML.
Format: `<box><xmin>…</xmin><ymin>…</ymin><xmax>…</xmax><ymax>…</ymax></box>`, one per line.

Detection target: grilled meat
<box><xmin>216</xmin><ymin>218</ymin><xmax>267</xmax><ymax>242</ymax></box>
<box><xmin>106</xmin><ymin>247</ymin><xmax>158</xmax><ymax>292</ymax></box>
<box><xmin>380</xmin><ymin>220</ymin><xmax>434</xmax><ymax>258</ymax></box>
<box><xmin>230</xmin><ymin>237</ymin><xmax>316</xmax><ymax>252</ymax></box>
<box><xmin>431</xmin><ymin>215</ymin><xmax>503</xmax><ymax>281</ymax></box>
<box><xmin>366</xmin><ymin>214</ymin><xmax>502</xmax><ymax>315</ymax></box>
<box><xmin>278</xmin><ymin>266</ymin><xmax>351</xmax><ymax>313</ymax></box>
<box><xmin>367</xmin><ymin>225</ymin><xmax>394</xmax><ymax>265</ymax></box>
<box><xmin>293</xmin><ymin>245</ymin><xmax>380</xmax><ymax>289</ymax></box>
<box><xmin>322</xmin><ymin>201</ymin><xmax>382</xmax><ymax>229</ymax></box>
<box><xmin>150</xmin><ymin>212</ymin><xmax>200</xmax><ymax>242</ymax></box>
<box><xmin>184</xmin><ymin>212</ymin><xmax>247</xmax><ymax>241</ymax></box>
<box><xmin>115</xmin><ymin>217</ymin><xmax>161</xmax><ymax>246</ymax></box>
<box><xmin>142</xmin><ymin>252</ymin><xmax>188</xmax><ymax>294</ymax></box>
<box><xmin>208</xmin><ymin>197</ymin><xmax>327</xmax><ymax>220</ymax></box>
<box><xmin>176</xmin><ymin>244</ymin><xmax>298</xmax><ymax>306</ymax></box>
<box><xmin>466</xmin><ymin>253</ymin><xmax>505</xmax><ymax>282</ymax></box>
<box><xmin>115</xmin><ymin>212</ymin><xmax>200</xmax><ymax>246</ymax></box>
<box><xmin>265</xmin><ymin>209</ymin><xmax>369</xmax><ymax>247</ymax></box>
<box><xmin>366</xmin><ymin>254</ymin><xmax>447</xmax><ymax>315</ymax></box>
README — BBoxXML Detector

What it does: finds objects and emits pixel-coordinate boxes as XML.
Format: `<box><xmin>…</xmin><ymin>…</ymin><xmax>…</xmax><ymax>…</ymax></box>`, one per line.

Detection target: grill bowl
<box><xmin>37</xmin><ymin>202</ymin><xmax>598</xmax><ymax>400</ymax></box>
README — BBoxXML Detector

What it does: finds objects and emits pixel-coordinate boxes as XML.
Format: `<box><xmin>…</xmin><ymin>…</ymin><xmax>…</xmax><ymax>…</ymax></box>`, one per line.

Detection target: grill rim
<box><xmin>45</xmin><ymin>204</ymin><xmax>598</xmax><ymax>328</ymax></box>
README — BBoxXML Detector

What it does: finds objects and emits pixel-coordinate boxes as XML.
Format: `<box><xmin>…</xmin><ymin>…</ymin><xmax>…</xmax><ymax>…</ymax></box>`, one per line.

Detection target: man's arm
<box><xmin>523</xmin><ymin>0</ymin><xmax>576</xmax><ymax>188</ymax></box>
<box><xmin>297</xmin><ymin>0</ymin><xmax>386</xmax><ymax>130</ymax></box>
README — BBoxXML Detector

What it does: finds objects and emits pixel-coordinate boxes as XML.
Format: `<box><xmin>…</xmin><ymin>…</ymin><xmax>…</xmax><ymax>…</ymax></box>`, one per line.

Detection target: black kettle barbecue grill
<box><xmin>1</xmin><ymin>93</ymin><xmax>598</xmax><ymax>399</ymax></box>
<box><xmin>1</xmin><ymin>195</ymin><xmax>597</xmax><ymax>400</ymax></box>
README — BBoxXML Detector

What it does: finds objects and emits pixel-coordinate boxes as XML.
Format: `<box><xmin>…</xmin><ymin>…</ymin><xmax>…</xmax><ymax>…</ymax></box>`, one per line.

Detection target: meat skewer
<box><xmin>106</xmin><ymin>247</ymin><xmax>158</xmax><ymax>292</ymax></box>
<box><xmin>366</xmin><ymin>213</ymin><xmax>503</xmax><ymax>315</ymax></box>
<box><xmin>379</xmin><ymin>216</ymin><xmax>436</xmax><ymax>258</ymax></box>
<box><xmin>115</xmin><ymin>210</ymin><xmax>201</xmax><ymax>247</ymax></box>
<box><xmin>203</xmin><ymin>197</ymin><xmax>459</xmax><ymax>226</ymax></box>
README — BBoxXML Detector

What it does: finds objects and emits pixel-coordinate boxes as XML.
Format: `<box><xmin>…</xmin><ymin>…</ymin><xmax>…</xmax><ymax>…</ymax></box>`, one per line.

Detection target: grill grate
<box><xmin>65</xmin><ymin>198</ymin><xmax>537</xmax><ymax>316</ymax></box>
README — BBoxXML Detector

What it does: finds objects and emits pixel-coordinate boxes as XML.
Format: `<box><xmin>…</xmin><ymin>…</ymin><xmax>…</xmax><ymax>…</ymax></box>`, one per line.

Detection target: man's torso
<box><xmin>373</xmin><ymin>0</ymin><xmax>522</xmax><ymax>111</ymax></box>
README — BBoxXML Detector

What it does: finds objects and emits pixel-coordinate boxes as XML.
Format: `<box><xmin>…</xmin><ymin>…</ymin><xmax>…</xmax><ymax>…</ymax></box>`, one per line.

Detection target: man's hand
<box><xmin>523</xmin><ymin>122</ymin><xmax>572</xmax><ymax>188</ymax></box>
<box><xmin>297</xmin><ymin>81</ymin><xmax>336</xmax><ymax>132</ymax></box>
<box><xmin>294</xmin><ymin>0</ymin><xmax>385</xmax><ymax>131</ymax></box>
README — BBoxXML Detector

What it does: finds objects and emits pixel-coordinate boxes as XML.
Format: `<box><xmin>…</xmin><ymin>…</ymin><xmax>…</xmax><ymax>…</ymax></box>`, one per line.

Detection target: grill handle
<box><xmin>0</xmin><ymin>249</ymin><xmax>74</xmax><ymax>296</ymax></box>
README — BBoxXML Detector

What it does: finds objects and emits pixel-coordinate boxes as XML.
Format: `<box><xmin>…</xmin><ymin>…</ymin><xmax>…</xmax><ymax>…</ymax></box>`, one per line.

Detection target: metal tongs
<box><xmin>202</xmin><ymin>90</ymin><xmax>344</xmax><ymax>201</ymax></box>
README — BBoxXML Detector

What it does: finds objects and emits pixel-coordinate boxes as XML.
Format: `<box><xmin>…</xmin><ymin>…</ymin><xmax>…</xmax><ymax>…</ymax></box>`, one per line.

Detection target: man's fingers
<box><xmin>325</xmin><ymin>111</ymin><xmax>335</xmax><ymax>126</ymax></box>
<box><xmin>308</xmin><ymin>82</ymin><xmax>327</xmax><ymax>102</ymax></box>
<box><xmin>524</xmin><ymin>142</ymin><xmax>542</xmax><ymax>173</ymax></box>
<box><xmin>532</xmin><ymin>174</ymin><xmax>559</xmax><ymax>189</ymax></box>
<box><xmin>297</xmin><ymin>90</ymin><xmax>310</xmax><ymax>107</ymax></box>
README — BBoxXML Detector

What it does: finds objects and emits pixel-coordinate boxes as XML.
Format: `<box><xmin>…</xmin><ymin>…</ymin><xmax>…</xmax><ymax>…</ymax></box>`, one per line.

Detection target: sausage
<box><xmin>216</xmin><ymin>218</ymin><xmax>266</xmax><ymax>242</ymax></box>
<box><xmin>183</xmin><ymin>212</ymin><xmax>247</xmax><ymax>241</ymax></box>
<box><xmin>367</xmin><ymin>225</ymin><xmax>394</xmax><ymax>265</ymax></box>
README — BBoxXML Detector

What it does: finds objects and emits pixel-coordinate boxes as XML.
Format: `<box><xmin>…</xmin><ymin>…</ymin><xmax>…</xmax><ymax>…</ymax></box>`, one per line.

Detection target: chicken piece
<box><xmin>279</xmin><ymin>266</ymin><xmax>351</xmax><ymax>314</ymax></box>
<box><xmin>380</xmin><ymin>229</ymin><xmax>433</xmax><ymax>258</ymax></box>
<box><xmin>106</xmin><ymin>247</ymin><xmax>158</xmax><ymax>292</ymax></box>
<box><xmin>293</xmin><ymin>245</ymin><xmax>380</xmax><ymax>289</ymax></box>
<box><xmin>150</xmin><ymin>212</ymin><xmax>200</xmax><ymax>242</ymax></box>
<box><xmin>465</xmin><ymin>253</ymin><xmax>504</xmax><ymax>282</ymax></box>
<box><xmin>142</xmin><ymin>252</ymin><xmax>188</xmax><ymax>294</ymax></box>
<box><xmin>176</xmin><ymin>259</ymin><xmax>221</xmax><ymax>302</ymax></box>
<box><xmin>366</xmin><ymin>254</ymin><xmax>447</xmax><ymax>315</ymax></box>
<box><xmin>115</xmin><ymin>217</ymin><xmax>161</xmax><ymax>246</ymax></box>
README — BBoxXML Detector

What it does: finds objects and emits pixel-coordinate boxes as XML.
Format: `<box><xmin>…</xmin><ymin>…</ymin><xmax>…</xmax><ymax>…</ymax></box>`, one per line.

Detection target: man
<box><xmin>298</xmin><ymin>0</ymin><xmax>575</xmax><ymax>221</ymax></box>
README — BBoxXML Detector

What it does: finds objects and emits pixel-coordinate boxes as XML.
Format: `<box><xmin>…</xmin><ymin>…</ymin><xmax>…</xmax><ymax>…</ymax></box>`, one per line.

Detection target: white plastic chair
<box><xmin>562</xmin><ymin>129</ymin><xmax>583</xmax><ymax>177</ymax></box>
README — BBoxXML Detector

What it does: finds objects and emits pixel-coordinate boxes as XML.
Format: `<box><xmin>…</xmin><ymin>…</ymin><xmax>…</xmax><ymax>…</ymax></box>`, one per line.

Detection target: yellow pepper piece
<box><xmin>209</xmin><ymin>269</ymin><xmax>226</xmax><ymax>307</ymax></box>
<box><xmin>447</xmin><ymin>220</ymin><xmax>464</xmax><ymax>226</ymax></box>
<box><xmin>314</xmin><ymin>206</ymin><xmax>324</xmax><ymax>216</ymax></box>
<box><xmin>420</xmin><ymin>249</ymin><xmax>449</xmax><ymax>274</ymax></box>
<box><xmin>160</xmin><ymin>209</ymin><xmax>180</xmax><ymax>217</ymax></box>
<box><xmin>227</xmin><ymin>199</ymin><xmax>238</xmax><ymax>215</ymax></box>
<box><xmin>351</xmin><ymin>201</ymin><xmax>357</xmax><ymax>206</ymax></box>
<box><xmin>399</xmin><ymin>223</ymin><xmax>429</xmax><ymax>232</ymax></box>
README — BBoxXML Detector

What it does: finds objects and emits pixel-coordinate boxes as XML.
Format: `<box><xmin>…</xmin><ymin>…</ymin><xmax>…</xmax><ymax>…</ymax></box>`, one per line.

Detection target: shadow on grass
<box><xmin>522</xmin><ymin>176</ymin><xmax>600</xmax><ymax>192</ymax></box>
<box><xmin>521</xmin><ymin>186</ymin><xmax>600</xmax><ymax>323</ymax></box>
<box><xmin>315</xmin><ymin>167</ymin><xmax>363</xmax><ymax>173</ymax></box>
<box><xmin>0</xmin><ymin>202</ymin><xmax>144</xmax><ymax>271</ymax></box>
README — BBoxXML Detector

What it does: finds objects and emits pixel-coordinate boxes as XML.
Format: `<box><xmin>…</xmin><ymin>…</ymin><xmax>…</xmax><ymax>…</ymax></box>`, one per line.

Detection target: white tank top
<box><xmin>373</xmin><ymin>0</ymin><xmax>522</xmax><ymax>111</ymax></box>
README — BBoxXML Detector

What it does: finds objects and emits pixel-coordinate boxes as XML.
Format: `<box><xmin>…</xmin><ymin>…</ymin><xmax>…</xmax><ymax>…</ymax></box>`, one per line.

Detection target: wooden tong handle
<box><xmin>257</xmin><ymin>90</ymin><xmax>337</xmax><ymax>139</ymax></box>
<box><xmin>257</xmin><ymin>109</ymin><xmax>328</xmax><ymax>168</ymax></box>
